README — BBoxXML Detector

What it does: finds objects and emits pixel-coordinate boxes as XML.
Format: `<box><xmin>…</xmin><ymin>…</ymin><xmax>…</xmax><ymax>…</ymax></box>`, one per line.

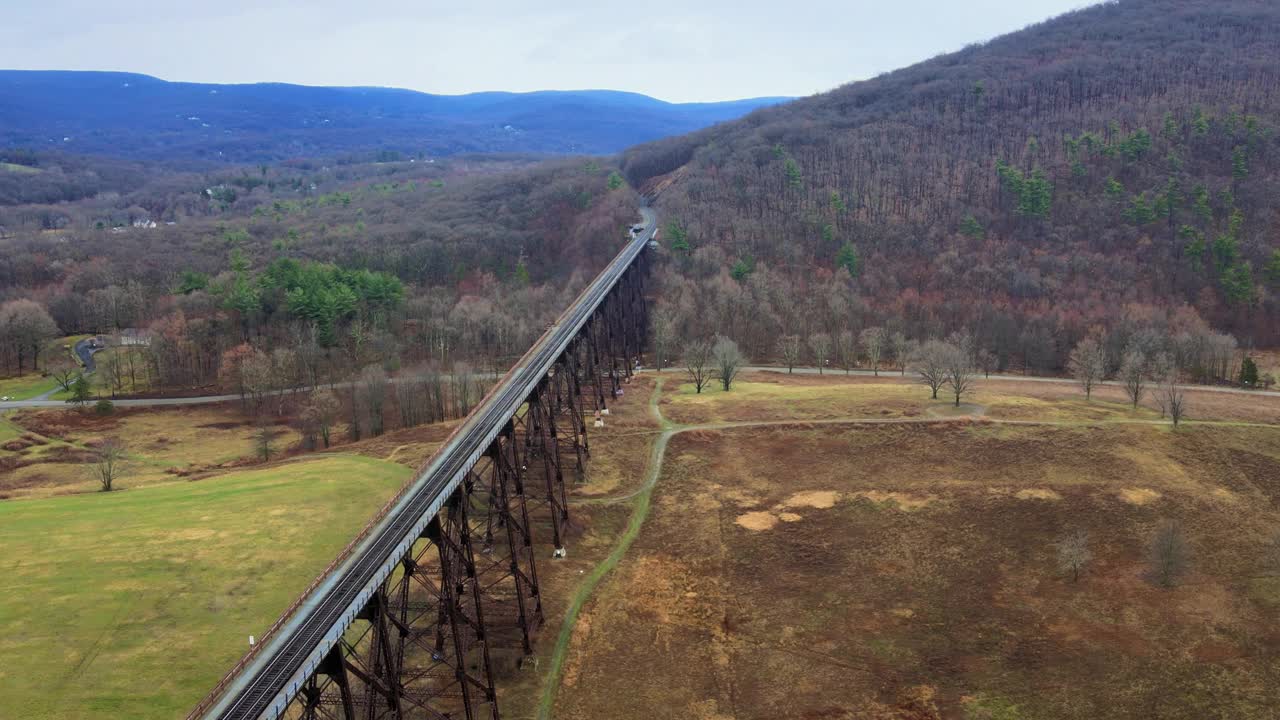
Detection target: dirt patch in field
<box><xmin>735</xmin><ymin>511</ymin><xmax>778</xmax><ymax>531</ymax></box>
<box><xmin>1015</xmin><ymin>488</ymin><xmax>1062</xmax><ymax>501</ymax></box>
<box><xmin>780</xmin><ymin>490</ymin><xmax>840</xmax><ymax>509</ymax></box>
<box><xmin>1119</xmin><ymin>487</ymin><xmax>1162</xmax><ymax>505</ymax></box>
<box><xmin>857</xmin><ymin>489</ymin><xmax>934</xmax><ymax>511</ymax></box>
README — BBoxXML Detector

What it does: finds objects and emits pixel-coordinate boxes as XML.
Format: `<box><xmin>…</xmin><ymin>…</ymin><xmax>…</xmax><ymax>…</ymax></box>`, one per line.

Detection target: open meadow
<box><xmin>553</xmin><ymin>373</ymin><xmax>1280</xmax><ymax>720</ymax></box>
<box><xmin>0</xmin><ymin>454</ymin><xmax>411</xmax><ymax>720</ymax></box>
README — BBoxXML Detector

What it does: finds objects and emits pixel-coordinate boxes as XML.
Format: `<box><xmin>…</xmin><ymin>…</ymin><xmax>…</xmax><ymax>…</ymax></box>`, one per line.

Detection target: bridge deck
<box><xmin>198</xmin><ymin>207</ymin><xmax>656</xmax><ymax>720</ymax></box>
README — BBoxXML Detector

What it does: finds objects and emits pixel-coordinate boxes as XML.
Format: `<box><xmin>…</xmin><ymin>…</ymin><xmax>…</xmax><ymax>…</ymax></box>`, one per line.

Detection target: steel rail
<box><xmin>193</xmin><ymin>210</ymin><xmax>655</xmax><ymax>720</ymax></box>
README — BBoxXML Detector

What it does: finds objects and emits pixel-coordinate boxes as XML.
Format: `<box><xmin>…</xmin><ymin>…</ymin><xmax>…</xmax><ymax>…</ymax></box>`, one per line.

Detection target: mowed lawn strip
<box><xmin>0</xmin><ymin>453</ymin><xmax>411</xmax><ymax>720</ymax></box>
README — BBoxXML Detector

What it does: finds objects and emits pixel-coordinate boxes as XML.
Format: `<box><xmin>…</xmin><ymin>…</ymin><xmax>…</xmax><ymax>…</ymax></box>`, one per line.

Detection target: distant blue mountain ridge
<box><xmin>0</xmin><ymin>70</ymin><xmax>789</xmax><ymax>163</ymax></box>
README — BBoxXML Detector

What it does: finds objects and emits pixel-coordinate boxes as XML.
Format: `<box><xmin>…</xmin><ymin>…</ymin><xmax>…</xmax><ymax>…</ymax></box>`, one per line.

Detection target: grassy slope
<box><xmin>0</xmin><ymin>413</ymin><xmax>21</xmax><ymax>443</ymax></box>
<box><xmin>0</xmin><ymin>454</ymin><xmax>410</xmax><ymax>720</ymax></box>
<box><xmin>1</xmin><ymin>405</ymin><xmax>303</xmax><ymax>499</ymax></box>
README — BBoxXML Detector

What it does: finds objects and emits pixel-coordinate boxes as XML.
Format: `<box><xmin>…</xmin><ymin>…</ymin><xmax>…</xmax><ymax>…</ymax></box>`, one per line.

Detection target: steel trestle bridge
<box><xmin>190</xmin><ymin>208</ymin><xmax>657</xmax><ymax>720</ymax></box>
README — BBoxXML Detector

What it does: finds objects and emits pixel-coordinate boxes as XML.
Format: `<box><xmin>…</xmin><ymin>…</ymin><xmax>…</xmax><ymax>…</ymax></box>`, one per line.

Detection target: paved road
<box><xmin>75</xmin><ymin>338</ymin><xmax>99</xmax><ymax>373</ymax></box>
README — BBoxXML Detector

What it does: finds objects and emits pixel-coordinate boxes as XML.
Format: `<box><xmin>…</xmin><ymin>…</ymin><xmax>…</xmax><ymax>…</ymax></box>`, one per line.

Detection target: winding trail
<box><xmin>536</xmin><ymin>378</ymin><xmax>674</xmax><ymax>720</ymax></box>
<box><xmin>534</xmin><ymin>382</ymin><xmax>1280</xmax><ymax>718</ymax></box>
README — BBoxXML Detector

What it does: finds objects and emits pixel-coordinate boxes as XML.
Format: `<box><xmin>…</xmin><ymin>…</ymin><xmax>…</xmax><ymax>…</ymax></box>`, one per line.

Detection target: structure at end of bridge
<box><xmin>192</xmin><ymin>237</ymin><xmax>652</xmax><ymax>720</ymax></box>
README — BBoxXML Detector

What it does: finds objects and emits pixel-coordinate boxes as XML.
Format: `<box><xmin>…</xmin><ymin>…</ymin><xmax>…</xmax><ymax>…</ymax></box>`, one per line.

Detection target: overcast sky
<box><xmin>2</xmin><ymin>1</ymin><xmax>1092</xmax><ymax>103</ymax></box>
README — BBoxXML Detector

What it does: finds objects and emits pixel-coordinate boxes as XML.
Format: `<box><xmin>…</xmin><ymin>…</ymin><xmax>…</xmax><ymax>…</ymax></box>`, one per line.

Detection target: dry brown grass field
<box><xmin>550</xmin><ymin>373</ymin><xmax>1280</xmax><ymax>720</ymax></box>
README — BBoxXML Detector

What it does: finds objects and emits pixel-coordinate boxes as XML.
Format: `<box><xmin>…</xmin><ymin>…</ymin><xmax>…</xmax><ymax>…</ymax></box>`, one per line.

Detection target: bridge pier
<box><xmin>471</xmin><ymin>424</ymin><xmax>543</xmax><ymax>657</ymax></box>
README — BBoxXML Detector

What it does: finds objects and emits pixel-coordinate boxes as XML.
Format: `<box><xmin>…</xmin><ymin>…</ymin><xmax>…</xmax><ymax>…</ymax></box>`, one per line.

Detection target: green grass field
<box><xmin>0</xmin><ymin>454</ymin><xmax>411</xmax><ymax>719</ymax></box>
<box><xmin>0</xmin><ymin>372</ymin><xmax>59</xmax><ymax>401</ymax></box>
<box><xmin>0</xmin><ymin>413</ymin><xmax>22</xmax><ymax>443</ymax></box>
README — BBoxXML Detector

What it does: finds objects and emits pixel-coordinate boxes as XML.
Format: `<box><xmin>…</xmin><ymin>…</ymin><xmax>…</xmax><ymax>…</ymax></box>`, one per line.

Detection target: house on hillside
<box><xmin>115</xmin><ymin>328</ymin><xmax>153</xmax><ymax>347</ymax></box>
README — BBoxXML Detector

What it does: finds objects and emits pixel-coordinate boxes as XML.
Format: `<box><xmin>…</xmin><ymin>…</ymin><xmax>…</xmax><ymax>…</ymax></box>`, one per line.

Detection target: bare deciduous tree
<box><xmin>860</xmin><ymin>327</ymin><xmax>886</xmax><ymax>376</ymax></box>
<box><xmin>944</xmin><ymin>344</ymin><xmax>976</xmax><ymax>407</ymax></box>
<box><xmin>50</xmin><ymin>361</ymin><xmax>80</xmax><ymax>394</ymax></box>
<box><xmin>450</xmin><ymin>362</ymin><xmax>477</xmax><ymax>417</ymax></box>
<box><xmin>1158</xmin><ymin>381</ymin><xmax>1187</xmax><ymax>426</ymax></box>
<box><xmin>777</xmin><ymin>335</ymin><xmax>802</xmax><ymax>374</ymax></box>
<box><xmin>836</xmin><ymin>329</ymin><xmax>857</xmax><ymax>374</ymax></box>
<box><xmin>240</xmin><ymin>349</ymin><xmax>274</xmax><ymax>416</ymax></box>
<box><xmin>912</xmin><ymin>340</ymin><xmax>951</xmax><ymax>400</ymax></box>
<box><xmin>947</xmin><ymin>330</ymin><xmax>976</xmax><ymax>364</ymax></box>
<box><xmin>1068</xmin><ymin>338</ymin><xmax>1107</xmax><ymax>400</ymax></box>
<box><xmin>1149</xmin><ymin>352</ymin><xmax>1174</xmax><ymax>385</ymax></box>
<box><xmin>650</xmin><ymin>306</ymin><xmax>675</xmax><ymax>372</ymax></box>
<box><xmin>301</xmin><ymin>389</ymin><xmax>340</xmax><ymax>448</ymax></box>
<box><xmin>684</xmin><ymin>339</ymin><xmax>714</xmax><ymax>394</ymax></box>
<box><xmin>90</xmin><ymin>440</ymin><xmax>127</xmax><ymax>492</ymax></box>
<box><xmin>0</xmin><ymin>298</ymin><xmax>60</xmax><ymax>374</ymax></box>
<box><xmin>808</xmin><ymin>332</ymin><xmax>832</xmax><ymax>374</ymax></box>
<box><xmin>1148</xmin><ymin>519</ymin><xmax>1190</xmax><ymax>588</ymax></box>
<box><xmin>1120</xmin><ymin>348</ymin><xmax>1147</xmax><ymax>409</ymax></box>
<box><xmin>255</xmin><ymin>420</ymin><xmax>274</xmax><ymax>461</ymax></box>
<box><xmin>976</xmin><ymin>349</ymin><xmax>997</xmax><ymax>379</ymax></box>
<box><xmin>354</xmin><ymin>365</ymin><xmax>388</xmax><ymax>438</ymax></box>
<box><xmin>100</xmin><ymin>350</ymin><xmax>125</xmax><ymax>398</ymax></box>
<box><xmin>713</xmin><ymin>336</ymin><xmax>745</xmax><ymax>392</ymax></box>
<box><xmin>890</xmin><ymin>331</ymin><xmax>913</xmax><ymax>376</ymax></box>
<box><xmin>289</xmin><ymin>322</ymin><xmax>325</xmax><ymax>389</ymax></box>
<box><xmin>1056</xmin><ymin>529</ymin><xmax>1092</xmax><ymax>582</ymax></box>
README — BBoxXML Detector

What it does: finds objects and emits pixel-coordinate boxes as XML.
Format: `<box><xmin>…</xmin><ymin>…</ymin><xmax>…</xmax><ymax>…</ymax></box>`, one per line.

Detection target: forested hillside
<box><xmin>0</xmin><ymin>71</ymin><xmax>785</xmax><ymax>163</ymax></box>
<box><xmin>0</xmin><ymin>152</ymin><xmax>638</xmax><ymax>392</ymax></box>
<box><xmin>626</xmin><ymin>0</ymin><xmax>1280</xmax><ymax>369</ymax></box>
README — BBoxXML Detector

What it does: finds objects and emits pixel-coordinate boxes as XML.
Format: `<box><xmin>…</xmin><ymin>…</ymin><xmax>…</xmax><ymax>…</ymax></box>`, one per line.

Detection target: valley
<box><xmin>6</xmin><ymin>370</ymin><xmax>1276</xmax><ymax>718</ymax></box>
<box><xmin>2</xmin><ymin>1</ymin><xmax>1280</xmax><ymax>717</ymax></box>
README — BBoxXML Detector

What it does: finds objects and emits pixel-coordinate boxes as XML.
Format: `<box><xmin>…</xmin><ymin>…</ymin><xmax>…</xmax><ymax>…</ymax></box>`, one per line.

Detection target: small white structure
<box><xmin>117</xmin><ymin>328</ymin><xmax>153</xmax><ymax>347</ymax></box>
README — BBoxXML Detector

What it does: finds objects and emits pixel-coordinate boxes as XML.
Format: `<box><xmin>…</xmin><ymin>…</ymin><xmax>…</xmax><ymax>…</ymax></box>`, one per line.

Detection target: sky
<box><xmin>1</xmin><ymin>0</ymin><xmax>1093</xmax><ymax>103</ymax></box>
